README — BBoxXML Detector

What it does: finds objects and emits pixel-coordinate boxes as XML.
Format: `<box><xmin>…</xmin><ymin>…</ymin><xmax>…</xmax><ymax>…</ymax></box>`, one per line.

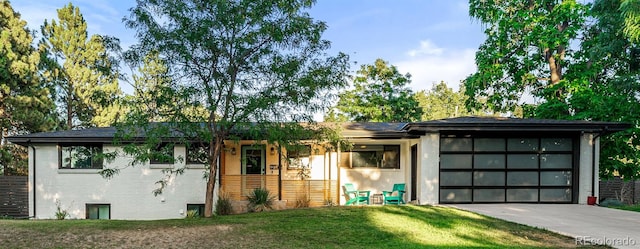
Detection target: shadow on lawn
<box><xmin>365</xmin><ymin>205</ymin><xmax>563</xmax><ymax>248</ymax></box>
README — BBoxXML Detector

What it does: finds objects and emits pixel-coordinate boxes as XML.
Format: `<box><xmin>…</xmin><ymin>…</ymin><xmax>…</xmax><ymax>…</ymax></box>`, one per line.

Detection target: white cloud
<box><xmin>406</xmin><ymin>40</ymin><xmax>444</xmax><ymax>57</ymax></box>
<box><xmin>395</xmin><ymin>40</ymin><xmax>477</xmax><ymax>92</ymax></box>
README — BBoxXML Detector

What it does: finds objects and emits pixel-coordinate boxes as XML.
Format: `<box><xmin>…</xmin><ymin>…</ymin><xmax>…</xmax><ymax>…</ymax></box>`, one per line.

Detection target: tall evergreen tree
<box><xmin>0</xmin><ymin>0</ymin><xmax>55</xmax><ymax>175</ymax></box>
<box><xmin>40</xmin><ymin>3</ymin><xmax>121</xmax><ymax>129</ymax></box>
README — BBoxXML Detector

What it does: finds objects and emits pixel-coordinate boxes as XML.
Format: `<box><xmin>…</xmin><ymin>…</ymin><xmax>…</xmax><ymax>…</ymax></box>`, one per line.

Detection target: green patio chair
<box><xmin>382</xmin><ymin>183</ymin><xmax>406</xmax><ymax>205</ymax></box>
<box><xmin>343</xmin><ymin>183</ymin><xmax>370</xmax><ymax>205</ymax></box>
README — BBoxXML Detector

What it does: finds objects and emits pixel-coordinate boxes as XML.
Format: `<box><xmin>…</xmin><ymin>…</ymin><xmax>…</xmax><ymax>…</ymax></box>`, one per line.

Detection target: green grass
<box><xmin>0</xmin><ymin>205</ymin><xmax>602</xmax><ymax>248</ymax></box>
<box><xmin>612</xmin><ymin>204</ymin><xmax>640</xmax><ymax>212</ymax></box>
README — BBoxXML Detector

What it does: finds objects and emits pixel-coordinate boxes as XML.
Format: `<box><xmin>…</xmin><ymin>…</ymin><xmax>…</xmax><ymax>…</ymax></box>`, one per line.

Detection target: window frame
<box><xmin>186</xmin><ymin>204</ymin><xmax>205</xmax><ymax>217</ymax></box>
<box><xmin>86</xmin><ymin>203</ymin><xmax>110</xmax><ymax>220</ymax></box>
<box><xmin>341</xmin><ymin>144</ymin><xmax>401</xmax><ymax>169</ymax></box>
<box><xmin>286</xmin><ymin>145</ymin><xmax>312</xmax><ymax>170</ymax></box>
<box><xmin>186</xmin><ymin>142</ymin><xmax>209</xmax><ymax>165</ymax></box>
<box><xmin>149</xmin><ymin>143</ymin><xmax>175</xmax><ymax>165</ymax></box>
<box><xmin>58</xmin><ymin>144</ymin><xmax>104</xmax><ymax>169</ymax></box>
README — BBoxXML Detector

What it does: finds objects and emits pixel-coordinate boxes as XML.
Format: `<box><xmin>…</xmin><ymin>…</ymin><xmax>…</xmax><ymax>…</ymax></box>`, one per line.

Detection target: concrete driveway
<box><xmin>447</xmin><ymin>204</ymin><xmax>640</xmax><ymax>249</ymax></box>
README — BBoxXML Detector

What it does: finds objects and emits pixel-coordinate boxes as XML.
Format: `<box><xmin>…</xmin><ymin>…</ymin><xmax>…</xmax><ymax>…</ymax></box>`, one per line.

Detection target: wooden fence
<box><xmin>220</xmin><ymin>175</ymin><xmax>337</xmax><ymax>207</ymax></box>
<box><xmin>0</xmin><ymin>176</ymin><xmax>28</xmax><ymax>218</ymax></box>
<box><xmin>599</xmin><ymin>177</ymin><xmax>640</xmax><ymax>204</ymax></box>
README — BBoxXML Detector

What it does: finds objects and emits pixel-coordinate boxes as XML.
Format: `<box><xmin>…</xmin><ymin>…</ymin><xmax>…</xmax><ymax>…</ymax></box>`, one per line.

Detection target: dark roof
<box><xmin>7</xmin><ymin>117</ymin><xmax>631</xmax><ymax>145</ymax></box>
<box><xmin>340</xmin><ymin>122</ymin><xmax>414</xmax><ymax>139</ymax></box>
<box><xmin>7</xmin><ymin>127</ymin><xmax>120</xmax><ymax>145</ymax></box>
<box><xmin>402</xmin><ymin>116</ymin><xmax>632</xmax><ymax>133</ymax></box>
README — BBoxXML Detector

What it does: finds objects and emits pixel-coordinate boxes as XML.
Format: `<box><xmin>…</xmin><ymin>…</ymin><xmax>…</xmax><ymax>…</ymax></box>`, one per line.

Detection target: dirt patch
<box><xmin>1</xmin><ymin>224</ymin><xmax>239</xmax><ymax>249</ymax></box>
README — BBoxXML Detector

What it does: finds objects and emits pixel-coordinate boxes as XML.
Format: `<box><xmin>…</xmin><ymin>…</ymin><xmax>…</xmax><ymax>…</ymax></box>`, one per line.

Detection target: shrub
<box><xmin>215</xmin><ymin>191</ymin><xmax>233</xmax><ymax>215</ymax></box>
<box><xmin>185</xmin><ymin>210</ymin><xmax>199</xmax><ymax>218</ymax></box>
<box><xmin>295</xmin><ymin>193</ymin><xmax>311</xmax><ymax>208</ymax></box>
<box><xmin>246</xmin><ymin>188</ymin><xmax>275</xmax><ymax>212</ymax></box>
<box><xmin>600</xmin><ymin>198</ymin><xmax>624</xmax><ymax>207</ymax></box>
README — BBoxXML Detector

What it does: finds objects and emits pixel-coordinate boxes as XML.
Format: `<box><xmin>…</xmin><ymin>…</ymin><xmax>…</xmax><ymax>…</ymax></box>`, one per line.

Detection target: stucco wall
<box><xmin>338</xmin><ymin>139</ymin><xmax>410</xmax><ymax>204</ymax></box>
<box><xmin>418</xmin><ymin>133</ymin><xmax>439</xmax><ymax>204</ymax></box>
<box><xmin>578</xmin><ymin>133</ymin><xmax>599</xmax><ymax>204</ymax></box>
<box><xmin>29</xmin><ymin>144</ymin><xmax>210</xmax><ymax>220</ymax></box>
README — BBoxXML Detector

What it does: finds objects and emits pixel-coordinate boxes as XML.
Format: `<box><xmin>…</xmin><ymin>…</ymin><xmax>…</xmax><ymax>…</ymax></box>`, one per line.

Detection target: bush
<box><xmin>246</xmin><ymin>188</ymin><xmax>275</xmax><ymax>212</ymax></box>
<box><xmin>295</xmin><ymin>193</ymin><xmax>311</xmax><ymax>208</ymax></box>
<box><xmin>185</xmin><ymin>210</ymin><xmax>199</xmax><ymax>218</ymax></box>
<box><xmin>600</xmin><ymin>198</ymin><xmax>625</xmax><ymax>207</ymax></box>
<box><xmin>215</xmin><ymin>192</ymin><xmax>233</xmax><ymax>215</ymax></box>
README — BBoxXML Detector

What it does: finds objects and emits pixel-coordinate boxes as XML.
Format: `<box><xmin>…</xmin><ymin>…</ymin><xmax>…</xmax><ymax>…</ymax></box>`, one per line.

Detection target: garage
<box><xmin>439</xmin><ymin>134</ymin><xmax>576</xmax><ymax>203</ymax></box>
<box><xmin>403</xmin><ymin>116</ymin><xmax>631</xmax><ymax>205</ymax></box>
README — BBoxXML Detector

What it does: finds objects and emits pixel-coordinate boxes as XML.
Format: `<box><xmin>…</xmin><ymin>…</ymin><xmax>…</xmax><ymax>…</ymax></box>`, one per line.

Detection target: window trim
<box><xmin>58</xmin><ymin>144</ymin><xmax>103</xmax><ymax>169</ymax></box>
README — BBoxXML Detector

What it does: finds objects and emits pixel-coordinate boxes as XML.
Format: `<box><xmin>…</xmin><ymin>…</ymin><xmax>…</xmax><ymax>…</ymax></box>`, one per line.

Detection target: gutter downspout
<box><xmin>27</xmin><ymin>140</ymin><xmax>36</xmax><ymax>219</ymax></box>
<box><xmin>591</xmin><ymin>127</ymin><xmax>607</xmax><ymax>200</ymax></box>
<box><xmin>278</xmin><ymin>144</ymin><xmax>282</xmax><ymax>201</ymax></box>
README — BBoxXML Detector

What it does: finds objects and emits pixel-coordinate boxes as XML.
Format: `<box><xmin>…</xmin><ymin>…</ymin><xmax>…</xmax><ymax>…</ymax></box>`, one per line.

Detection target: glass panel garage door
<box><xmin>439</xmin><ymin>137</ymin><xmax>575</xmax><ymax>203</ymax></box>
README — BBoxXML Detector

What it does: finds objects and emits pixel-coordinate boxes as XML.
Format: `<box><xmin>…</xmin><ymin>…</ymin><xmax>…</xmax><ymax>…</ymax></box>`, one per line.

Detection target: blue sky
<box><xmin>13</xmin><ymin>0</ymin><xmax>485</xmax><ymax>92</ymax></box>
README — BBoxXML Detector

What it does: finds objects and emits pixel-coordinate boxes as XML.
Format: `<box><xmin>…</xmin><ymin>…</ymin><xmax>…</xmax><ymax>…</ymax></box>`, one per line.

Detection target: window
<box><xmin>187</xmin><ymin>143</ymin><xmax>209</xmax><ymax>164</ymax></box>
<box><xmin>59</xmin><ymin>144</ymin><xmax>103</xmax><ymax>169</ymax></box>
<box><xmin>186</xmin><ymin>204</ymin><xmax>205</xmax><ymax>217</ymax></box>
<box><xmin>287</xmin><ymin>145</ymin><xmax>311</xmax><ymax>169</ymax></box>
<box><xmin>86</xmin><ymin>204</ymin><xmax>110</xmax><ymax>219</ymax></box>
<box><xmin>150</xmin><ymin>143</ymin><xmax>174</xmax><ymax>164</ymax></box>
<box><xmin>341</xmin><ymin>145</ymin><xmax>400</xmax><ymax>169</ymax></box>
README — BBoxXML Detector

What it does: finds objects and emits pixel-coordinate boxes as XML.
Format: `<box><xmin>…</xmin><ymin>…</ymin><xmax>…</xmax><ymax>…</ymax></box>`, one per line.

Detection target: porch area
<box><xmin>220</xmin><ymin>175</ymin><xmax>339</xmax><ymax>208</ymax></box>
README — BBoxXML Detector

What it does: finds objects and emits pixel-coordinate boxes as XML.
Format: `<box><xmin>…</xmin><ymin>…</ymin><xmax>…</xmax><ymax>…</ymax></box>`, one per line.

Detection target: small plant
<box><xmin>185</xmin><ymin>210</ymin><xmax>199</xmax><ymax>218</ymax></box>
<box><xmin>324</xmin><ymin>199</ymin><xmax>336</xmax><ymax>207</ymax></box>
<box><xmin>215</xmin><ymin>191</ymin><xmax>233</xmax><ymax>215</ymax></box>
<box><xmin>55</xmin><ymin>200</ymin><xmax>69</xmax><ymax>220</ymax></box>
<box><xmin>295</xmin><ymin>193</ymin><xmax>311</xmax><ymax>208</ymax></box>
<box><xmin>246</xmin><ymin>188</ymin><xmax>275</xmax><ymax>212</ymax></box>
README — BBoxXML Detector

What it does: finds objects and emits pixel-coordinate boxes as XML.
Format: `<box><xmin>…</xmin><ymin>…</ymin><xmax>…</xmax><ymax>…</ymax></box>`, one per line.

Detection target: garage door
<box><xmin>439</xmin><ymin>136</ymin><xmax>575</xmax><ymax>203</ymax></box>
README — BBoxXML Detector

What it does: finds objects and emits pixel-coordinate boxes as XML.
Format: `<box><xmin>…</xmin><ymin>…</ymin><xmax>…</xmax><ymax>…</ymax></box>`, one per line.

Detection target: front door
<box><xmin>242</xmin><ymin>145</ymin><xmax>266</xmax><ymax>191</ymax></box>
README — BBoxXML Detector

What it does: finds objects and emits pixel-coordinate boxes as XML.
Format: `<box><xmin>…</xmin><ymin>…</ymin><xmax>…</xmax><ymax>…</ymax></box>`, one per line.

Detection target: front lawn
<box><xmin>612</xmin><ymin>204</ymin><xmax>640</xmax><ymax>212</ymax></box>
<box><xmin>0</xmin><ymin>205</ymin><xmax>602</xmax><ymax>248</ymax></box>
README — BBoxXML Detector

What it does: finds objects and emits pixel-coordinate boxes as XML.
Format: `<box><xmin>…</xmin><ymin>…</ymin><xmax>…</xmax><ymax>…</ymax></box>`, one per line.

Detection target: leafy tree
<box><xmin>0</xmin><ymin>1</ymin><xmax>55</xmax><ymax>175</ymax></box>
<box><xmin>621</xmin><ymin>0</ymin><xmax>640</xmax><ymax>43</ymax></box>
<box><xmin>465</xmin><ymin>0</ymin><xmax>588</xmax><ymax>113</ymax></box>
<box><xmin>562</xmin><ymin>0</ymin><xmax>640</xmax><ymax>180</ymax></box>
<box><xmin>111</xmin><ymin>0</ymin><xmax>349</xmax><ymax>217</ymax></box>
<box><xmin>326</xmin><ymin>58</ymin><xmax>422</xmax><ymax>122</ymax></box>
<box><xmin>466</xmin><ymin>0</ymin><xmax>640</xmax><ymax>180</ymax></box>
<box><xmin>40</xmin><ymin>3</ymin><xmax>121</xmax><ymax>129</ymax></box>
<box><xmin>414</xmin><ymin>82</ymin><xmax>474</xmax><ymax>120</ymax></box>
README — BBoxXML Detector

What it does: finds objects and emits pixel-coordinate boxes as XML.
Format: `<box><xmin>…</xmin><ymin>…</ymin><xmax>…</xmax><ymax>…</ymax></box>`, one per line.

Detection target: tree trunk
<box><xmin>67</xmin><ymin>87</ymin><xmax>73</xmax><ymax>130</ymax></box>
<box><xmin>204</xmin><ymin>137</ymin><xmax>222</xmax><ymax>218</ymax></box>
